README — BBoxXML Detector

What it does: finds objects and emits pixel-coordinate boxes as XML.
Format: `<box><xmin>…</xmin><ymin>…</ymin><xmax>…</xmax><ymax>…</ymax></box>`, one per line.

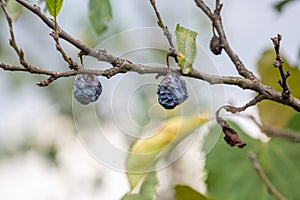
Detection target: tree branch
<box><xmin>0</xmin><ymin>0</ymin><xmax>299</xmax><ymax>112</ymax></box>
<box><xmin>193</xmin><ymin>0</ymin><xmax>300</xmax><ymax>112</ymax></box>
<box><xmin>248</xmin><ymin>152</ymin><xmax>287</xmax><ymax>200</ymax></box>
<box><xmin>248</xmin><ymin>116</ymin><xmax>300</xmax><ymax>142</ymax></box>
<box><xmin>0</xmin><ymin>62</ymin><xmax>260</xmax><ymax>88</ymax></box>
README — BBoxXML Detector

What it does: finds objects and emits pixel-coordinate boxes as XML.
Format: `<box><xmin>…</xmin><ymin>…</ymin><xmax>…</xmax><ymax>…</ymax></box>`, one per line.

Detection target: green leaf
<box><xmin>175</xmin><ymin>24</ymin><xmax>198</xmax><ymax>74</ymax></box>
<box><xmin>7</xmin><ymin>0</ymin><xmax>23</xmax><ymax>20</ymax></box>
<box><xmin>205</xmin><ymin>121</ymin><xmax>300</xmax><ymax>200</ymax></box>
<box><xmin>126</xmin><ymin>115</ymin><xmax>208</xmax><ymax>189</ymax></box>
<box><xmin>174</xmin><ymin>185</ymin><xmax>210</xmax><ymax>200</ymax></box>
<box><xmin>273</xmin><ymin>0</ymin><xmax>295</xmax><ymax>12</ymax></box>
<box><xmin>285</xmin><ymin>112</ymin><xmax>300</xmax><ymax>132</ymax></box>
<box><xmin>139</xmin><ymin>171</ymin><xmax>159</xmax><ymax>200</ymax></box>
<box><xmin>122</xmin><ymin>172</ymin><xmax>158</xmax><ymax>200</ymax></box>
<box><xmin>257</xmin><ymin>49</ymin><xmax>300</xmax><ymax>128</ymax></box>
<box><xmin>121</xmin><ymin>194</ymin><xmax>139</xmax><ymax>200</ymax></box>
<box><xmin>89</xmin><ymin>0</ymin><xmax>112</xmax><ymax>35</ymax></box>
<box><xmin>45</xmin><ymin>0</ymin><xmax>64</xmax><ymax>17</ymax></box>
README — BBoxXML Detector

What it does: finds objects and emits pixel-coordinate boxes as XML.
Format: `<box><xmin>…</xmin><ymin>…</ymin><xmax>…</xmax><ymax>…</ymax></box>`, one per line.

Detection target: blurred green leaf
<box><xmin>121</xmin><ymin>194</ymin><xmax>139</xmax><ymax>200</ymax></box>
<box><xmin>257</xmin><ymin>49</ymin><xmax>300</xmax><ymax>127</ymax></box>
<box><xmin>7</xmin><ymin>0</ymin><xmax>23</xmax><ymax>20</ymax></box>
<box><xmin>46</xmin><ymin>0</ymin><xmax>64</xmax><ymax>17</ymax></box>
<box><xmin>285</xmin><ymin>112</ymin><xmax>300</xmax><ymax>132</ymax></box>
<box><xmin>0</xmin><ymin>135</ymin><xmax>58</xmax><ymax>165</ymax></box>
<box><xmin>273</xmin><ymin>0</ymin><xmax>296</xmax><ymax>12</ymax></box>
<box><xmin>44</xmin><ymin>144</ymin><xmax>58</xmax><ymax>164</ymax></box>
<box><xmin>205</xmin><ymin>121</ymin><xmax>300</xmax><ymax>200</ymax></box>
<box><xmin>89</xmin><ymin>0</ymin><xmax>112</xmax><ymax>35</ymax></box>
<box><xmin>175</xmin><ymin>24</ymin><xmax>198</xmax><ymax>74</ymax></box>
<box><xmin>126</xmin><ymin>115</ymin><xmax>208</xmax><ymax>189</ymax></box>
<box><xmin>139</xmin><ymin>171</ymin><xmax>159</xmax><ymax>200</ymax></box>
<box><xmin>122</xmin><ymin>172</ymin><xmax>158</xmax><ymax>200</ymax></box>
<box><xmin>174</xmin><ymin>185</ymin><xmax>210</xmax><ymax>200</ymax></box>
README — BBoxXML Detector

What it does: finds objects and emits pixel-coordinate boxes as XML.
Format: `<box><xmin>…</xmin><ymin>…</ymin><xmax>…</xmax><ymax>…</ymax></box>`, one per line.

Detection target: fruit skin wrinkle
<box><xmin>73</xmin><ymin>74</ymin><xmax>102</xmax><ymax>105</ymax></box>
<box><xmin>157</xmin><ymin>72</ymin><xmax>188</xmax><ymax>109</ymax></box>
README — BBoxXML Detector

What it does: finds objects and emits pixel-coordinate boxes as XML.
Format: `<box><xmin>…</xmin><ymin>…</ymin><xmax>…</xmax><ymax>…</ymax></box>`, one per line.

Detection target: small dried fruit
<box><xmin>210</xmin><ymin>35</ymin><xmax>222</xmax><ymax>55</ymax></box>
<box><xmin>157</xmin><ymin>72</ymin><xmax>188</xmax><ymax>109</ymax></box>
<box><xmin>73</xmin><ymin>74</ymin><xmax>102</xmax><ymax>105</ymax></box>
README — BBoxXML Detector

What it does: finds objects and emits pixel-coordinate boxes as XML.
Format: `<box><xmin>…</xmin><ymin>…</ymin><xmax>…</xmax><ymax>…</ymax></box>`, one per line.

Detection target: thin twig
<box><xmin>49</xmin><ymin>9</ymin><xmax>80</xmax><ymax>70</ymax></box>
<box><xmin>224</xmin><ymin>94</ymin><xmax>265</xmax><ymax>113</ymax></box>
<box><xmin>49</xmin><ymin>31</ymin><xmax>80</xmax><ymax>70</ymax></box>
<box><xmin>14</xmin><ymin>0</ymin><xmax>115</xmax><ymax>63</ymax></box>
<box><xmin>0</xmin><ymin>62</ymin><xmax>78</xmax><ymax>86</ymax></box>
<box><xmin>0</xmin><ymin>0</ymin><xmax>24</xmax><ymax>60</ymax></box>
<box><xmin>271</xmin><ymin>34</ymin><xmax>290</xmax><ymax>98</ymax></box>
<box><xmin>214</xmin><ymin>94</ymin><xmax>264</xmax><ymax>148</ymax></box>
<box><xmin>0</xmin><ymin>0</ymin><xmax>78</xmax><ymax>86</ymax></box>
<box><xmin>150</xmin><ymin>0</ymin><xmax>175</xmax><ymax>49</ymax></box>
<box><xmin>149</xmin><ymin>0</ymin><xmax>178</xmax><ymax>67</ymax></box>
<box><xmin>248</xmin><ymin>152</ymin><xmax>287</xmax><ymax>200</ymax></box>
<box><xmin>248</xmin><ymin>116</ymin><xmax>300</xmax><ymax>142</ymax></box>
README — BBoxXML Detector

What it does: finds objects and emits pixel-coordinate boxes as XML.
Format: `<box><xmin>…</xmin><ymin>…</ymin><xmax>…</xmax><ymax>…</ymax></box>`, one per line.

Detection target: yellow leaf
<box><xmin>126</xmin><ymin>114</ymin><xmax>209</xmax><ymax>189</ymax></box>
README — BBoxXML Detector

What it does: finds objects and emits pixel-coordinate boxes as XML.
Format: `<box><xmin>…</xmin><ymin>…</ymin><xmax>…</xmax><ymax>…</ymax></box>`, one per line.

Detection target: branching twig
<box><xmin>0</xmin><ymin>62</ymin><xmax>80</xmax><ymax>87</ymax></box>
<box><xmin>248</xmin><ymin>152</ymin><xmax>287</xmax><ymax>200</ymax></box>
<box><xmin>0</xmin><ymin>0</ymin><xmax>78</xmax><ymax>86</ymax></box>
<box><xmin>194</xmin><ymin>0</ymin><xmax>258</xmax><ymax>80</ymax></box>
<box><xmin>49</xmin><ymin>7</ymin><xmax>80</xmax><ymax>71</ymax></box>
<box><xmin>214</xmin><ymin>94</ymin><xmax>265</xmax><ymax>147</ymax></box>
<box><xmin>248</xmin><ymin>116</ymin><xmax>300</xmax><ymax>142</ymax></box>
<box><xmin>1</xmin><ymin>0</ymin><xmax>25</xmax><ymax>63</ymax></box>
<box><xmin>0</xmin><ymin>0</ymin><xmax>22</xmax><ymax>57</ymax></box>
<box><xmin>14</xmin><ymin>0</ymin><xmax>118</xmax><ymax>64</ymax></box>
<box><xmin>49</xmin><ymin>31</ymin><xmax>80</xmax><ymax>70</ymax></box>
<box><xmin>1</xmin><ymin>0</ymin><xmax>58</xmax><ymax>87</ymax></box>
<box><xmin>271</xmin><ymin>34</ymin><xmax>291</xmax><ymax>98</ymax></box>
<box><xmin>224</xmin><ymin>94</ymin><xmax>265</xmax><ymax>113</ymax></box>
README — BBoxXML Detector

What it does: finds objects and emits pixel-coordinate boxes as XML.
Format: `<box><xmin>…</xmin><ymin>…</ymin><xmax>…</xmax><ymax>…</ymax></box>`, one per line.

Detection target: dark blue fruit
<box><xmin>73</xmin><ymin>74</ymin><xmax>102</xmax><ymax>105</ymax></box>
<box><xmin>157</xmin><ymin>72</ymin><xmax>188</xmax><ymax>109</ymax></box>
